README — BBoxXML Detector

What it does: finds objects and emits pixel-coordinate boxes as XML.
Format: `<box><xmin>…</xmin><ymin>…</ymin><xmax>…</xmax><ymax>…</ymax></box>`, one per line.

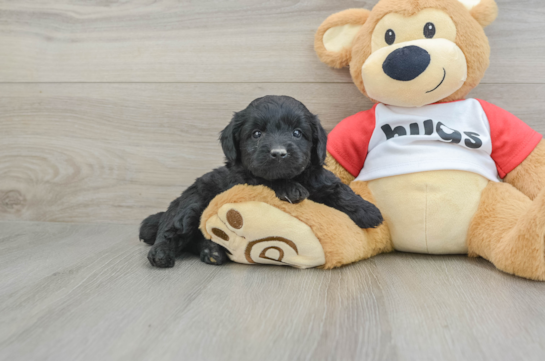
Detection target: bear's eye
<box><xmin>292</xmin><ymin>129</ymin><xmax>302</xmax><ymax>138</ymax></box>
<box><xmin>385</xmin><ymin>29</ymin><xmax>396</xmax><ymax>45</ymax></box>
<box><xmin>424</xmin><ymin>22</ymin><xmax>436</xmax><ymax>38</ymax></box>
<box><xmin>252</xmin><ymin>130</ymin><xmax>262</xmax><ymax>139</ymax></box>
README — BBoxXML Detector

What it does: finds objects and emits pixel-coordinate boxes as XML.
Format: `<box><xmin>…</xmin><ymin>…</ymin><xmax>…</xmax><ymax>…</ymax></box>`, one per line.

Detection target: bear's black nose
<box><xmin>382</xmin><ymin>46</ymin><xmax>431</xmax><ymax>81</ymax></box>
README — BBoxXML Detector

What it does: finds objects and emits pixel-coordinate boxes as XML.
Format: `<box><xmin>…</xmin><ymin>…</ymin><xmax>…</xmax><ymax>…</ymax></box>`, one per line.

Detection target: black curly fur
<box><xmin>140</xmin><ymin>95</ymin><xmax>383</xmax><ymax>268</ymax></box>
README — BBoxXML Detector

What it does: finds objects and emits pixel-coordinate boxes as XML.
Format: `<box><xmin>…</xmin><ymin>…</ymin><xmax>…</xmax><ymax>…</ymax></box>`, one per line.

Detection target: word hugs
<box><xmin>381</xmin><ymin>119</ymin><xmax>483</xmax><ymax>149</ymax></box>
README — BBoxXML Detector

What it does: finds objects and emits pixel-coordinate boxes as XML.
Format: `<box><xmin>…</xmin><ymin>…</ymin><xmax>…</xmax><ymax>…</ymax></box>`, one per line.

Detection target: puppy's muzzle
<box><xmin>270</xmin><ymin>147</ymin><xmax>288</xmax><ymax>159</ymax></box>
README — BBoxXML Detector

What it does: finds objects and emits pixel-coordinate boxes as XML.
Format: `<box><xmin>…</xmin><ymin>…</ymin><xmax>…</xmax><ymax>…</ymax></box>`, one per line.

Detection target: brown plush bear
<box><xmin>201</xmin><ymin>0</ymin><xmax>545</xmax><ymax>281</ymax></box>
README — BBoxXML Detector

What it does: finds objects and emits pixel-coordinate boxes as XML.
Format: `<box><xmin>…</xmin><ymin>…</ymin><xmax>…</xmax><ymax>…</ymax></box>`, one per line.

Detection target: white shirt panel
<box><xmin>355</xmin><ymin>99</ymin><xmax>500</xmax><ymax>182</ymax></box>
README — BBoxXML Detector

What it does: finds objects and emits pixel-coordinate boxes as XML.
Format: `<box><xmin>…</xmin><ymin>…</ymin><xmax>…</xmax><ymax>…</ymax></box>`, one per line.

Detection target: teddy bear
<box><xmin>200</xmin><ymin>0</ymin><xmax>545</xmax><ymax>281</ymax></box>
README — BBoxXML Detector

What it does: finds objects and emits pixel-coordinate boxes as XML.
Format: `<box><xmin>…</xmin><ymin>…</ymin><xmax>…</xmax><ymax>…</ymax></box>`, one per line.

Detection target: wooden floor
<box><xmin>2</xmin><ymin>0</ymin><xmax>545</xmax><ymax>360</ymax></box>
<box><xmin>1</xmin><ymin>221</ymin><xmax>544</xmax><ymax>361</ymax></box>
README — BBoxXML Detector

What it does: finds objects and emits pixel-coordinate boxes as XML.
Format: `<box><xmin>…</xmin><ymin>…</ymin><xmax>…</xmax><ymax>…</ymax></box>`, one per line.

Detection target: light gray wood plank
<box><xmin>1</xmin><ymin>221</ymin><xmax>544</xmax><ymax>361</ymax></box>
<box><xmin>0</xmin><ymin>0</ymin><xmax>543</xmax><ymax>83</ymax></box>
<box><xmin>374</xmin><ymin>254</ymin><xmax>545</xmax><ymax>361</ymax></box>
<box><xmin>1</xmin><ymin>83</ymin><xmax>544</xmax><ymax>224</ymax></box>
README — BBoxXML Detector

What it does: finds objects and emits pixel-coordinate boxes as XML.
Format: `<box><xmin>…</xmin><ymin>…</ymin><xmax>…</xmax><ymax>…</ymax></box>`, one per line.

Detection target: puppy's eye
<box><xmin>424</xmin><ymin>22</ymin><xmax>436</xmax><ymax>38</ymax></box>
<box><xmin>252</xmin><ymin>130</ymin><xmax>262</xmax><ymax>139</ymax></box>
<box><xmin>385</xmin><ymin>29</ymin><xmax>395</xmax><ymax>45</ymax></box>
<box><xmin>292</xmin><ymin>130</ymin><xmax>302</xmax><ymax>138</ymax></box>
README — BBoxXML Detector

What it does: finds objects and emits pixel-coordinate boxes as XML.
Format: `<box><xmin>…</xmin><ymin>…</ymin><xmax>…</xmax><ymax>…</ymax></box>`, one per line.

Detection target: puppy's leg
<box><xmin>269</xmin><ymin>180</ymin><xmax>309</xmax><ymax>203</ymax></box>
<box><xmin>147</xmin><ymin>197</ymin><xmax>190</xmax><ymax>268</ymax></box>
<box><xmin>326</xmin><ymin>183</ymin><xmax>383</xmax><ymax>229</ymax></box>
<box><xmin>146</xmin><ymin>166</ymin><xmax>234</xmax><ymax>267</ymax></box>
<box><xmin>196</xmin><ymin>238</ymin><xmax>230</xmax><ymax>266</ymax></box>
<box><xmin>139</xmin><ymin>212</ymin><xmax>165</xmax><ymax>245</ymax></box>
<box><xmin>148</xmin><ymin>186</ymin><xmax>230</xmax><ymax>267</ymax></box>
<box><xmin>147</xmin><ymin>237</ymin><xmax>178</xmax><ymax>268</ymax></box>
<box><xmin>309</xmin><ymin>175</ymin><xmax>383</xmax><ymax>229</ymax></box>
<box><xmin>182</xmin><ymin>226</ymin><xmax>229</xmax><ymax>265</ymax></box>
<box><xmin>147</xmin><ymin>212</ymin><xmax>180</xmax><ymax>268</ymax></box>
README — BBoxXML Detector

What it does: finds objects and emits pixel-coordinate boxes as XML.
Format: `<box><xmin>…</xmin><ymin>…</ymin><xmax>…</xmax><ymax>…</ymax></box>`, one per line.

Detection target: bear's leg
<box><xmin>467</xmin><ymin>182</ymin><xmax>545</xmax><ymax>280</ymax></box>
<box><xmin>200</xmin><ymin>184</ymin><xmax>393</xmax><ymax>269</ymax></box>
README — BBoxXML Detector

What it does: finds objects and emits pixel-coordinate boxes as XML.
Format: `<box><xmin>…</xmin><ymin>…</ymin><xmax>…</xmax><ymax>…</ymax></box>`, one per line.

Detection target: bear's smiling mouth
<box><xmin>426</xmin><ymin>68</ymin><xmax>446</xmax><ymax>93</ymax></box>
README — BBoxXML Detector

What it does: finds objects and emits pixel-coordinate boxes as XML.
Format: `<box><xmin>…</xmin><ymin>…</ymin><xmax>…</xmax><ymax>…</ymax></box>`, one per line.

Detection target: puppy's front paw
<box><xmin>276</xmin><ymin>183</ymin><xmax>309</xmax><ymax>204</ymax></box>
<box><xmin>200</xmin><ymin>241</ymin><xmax>229</xmax><ymax>266</ymax></box>
<box><xmin>148</xmin><ymin>244</ymin><xmax>176</xmax><ymax>268</ymax></box>
<box><xmin>351</xmin><ymin>202</ymin><xmax>383</xmax><ymax>229</ymax></box>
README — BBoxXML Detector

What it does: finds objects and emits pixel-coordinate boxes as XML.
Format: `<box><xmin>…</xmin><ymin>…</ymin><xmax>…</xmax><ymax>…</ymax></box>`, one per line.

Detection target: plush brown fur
<box><xmin>325</xmin><ymin>152</ymin><xmax>355</xmax><ymax>185</ymax></box>
<box><xmin>470</xmin><ymin>0</ymin><xmax>499</xmax><ymax>27</ymax></box>
<box><xmin>200</xmin><ymin>184</ymin><xmax>393</xmax><ymax>269</ymax></box>
<box><xmin>314</xmin><ymin>9</ymin><xmax>370</xmax><ymax>69</ymax></box>
<box><xmin>314</xmin><ymin>0</ymin><xmax>495</xmax><ymax>103</ymax></box>
<box><xmin>467</xmin><ymin>181</ymin><xmax>545</xmax><ymax>281</ymax></box>
<box><xmin>504</xmin><ymin>140</ymin><xmax>545</xmax><ymax>200</ymax></box>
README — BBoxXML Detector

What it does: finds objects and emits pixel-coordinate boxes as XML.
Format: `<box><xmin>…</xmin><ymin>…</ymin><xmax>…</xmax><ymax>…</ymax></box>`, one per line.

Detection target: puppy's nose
<box><xmin>382</xmin><ymin>45</ymin><xmax>430</xmax><ymax>81</ymax></box>
<box><xmin>270</xmin><ymin>148</ymin><xmax>287</xmax><ymax>159</ymax></box>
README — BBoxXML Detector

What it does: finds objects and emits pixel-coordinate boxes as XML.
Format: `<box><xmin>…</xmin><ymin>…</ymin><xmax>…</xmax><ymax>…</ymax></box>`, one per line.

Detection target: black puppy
<box><xmin>140</xmin><ymin>95</ymin><xmax>382</xmax><ymax>268</ymax></box>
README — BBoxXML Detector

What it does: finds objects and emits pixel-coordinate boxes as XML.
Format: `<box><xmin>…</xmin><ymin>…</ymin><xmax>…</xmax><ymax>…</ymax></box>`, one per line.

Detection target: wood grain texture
<box><xmin>1</xmin><ymin>221</ymin><xmax>544</xmax><ymax>361</ymax></box>
<box><xmin>0</xmin><ymin>0</ymin><xmax>543</xmax><ymax>83</ymax></box>
<box><xmin>1</xmin><ymin>1</ymin><xmax>544</xmax><ymax>360</ymax></box>
<box><xmin>1</xmin><ymin>83</ymin><xmax>544</xmax><ymax>224</ymax></box>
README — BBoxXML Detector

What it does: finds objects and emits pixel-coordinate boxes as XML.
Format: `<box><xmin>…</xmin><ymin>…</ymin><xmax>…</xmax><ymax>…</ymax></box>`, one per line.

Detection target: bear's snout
<box><xmin>362</xmin><ymin>38</ymin><xmax>467</xmax><ymax>107</ymax></box>
<box><xmin>382</xmin><ymin>46</ymin><xmax>431</xmax><ymax>81</ymax></box>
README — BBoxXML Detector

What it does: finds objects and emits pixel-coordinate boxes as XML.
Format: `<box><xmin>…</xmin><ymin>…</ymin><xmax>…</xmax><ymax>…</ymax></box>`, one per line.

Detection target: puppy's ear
<box><xmin>220</xmin><ymin>111</ymin><xmax>245</xmax><ymax>163</ymax></box>
<box><xmin>310</xmin><ymin>115</ymin><xmax>328</xmax><ymax>166</ymax></box>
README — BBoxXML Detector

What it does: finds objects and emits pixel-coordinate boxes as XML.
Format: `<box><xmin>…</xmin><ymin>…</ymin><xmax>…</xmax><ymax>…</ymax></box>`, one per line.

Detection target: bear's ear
<box><xmin>314</xmin><ymin>9</ymin><xmax>370</xmax><ymax>69</ymax></box>
<box><xmin>458</xmin><ymin>0</ymin><xmax>498</xmax><ymax>27</ymax></box>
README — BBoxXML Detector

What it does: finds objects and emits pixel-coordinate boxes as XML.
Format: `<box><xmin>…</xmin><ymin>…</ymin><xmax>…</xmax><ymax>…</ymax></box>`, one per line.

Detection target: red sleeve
<box><xmin>326</xmin><ymin>105</ymin><xmax>377</xmax><ymax>177</ymax></box>
<box><xmin>477</xmin><ymin>99</ymin><xmax>542</xmax><ymax>178</ymax></box>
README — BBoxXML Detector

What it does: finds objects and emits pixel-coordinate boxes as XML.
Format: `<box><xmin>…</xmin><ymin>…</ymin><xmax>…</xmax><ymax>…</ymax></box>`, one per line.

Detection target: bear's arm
<box><xmin>477</xmin><ymin>99</ymin><xmax>543</xmax><ymax>198</ymax></box>
<box><xmin>325</xmin><ymin>152</ymin><xmax>355</xmax><ymax>185</ymax></box>
<box><xmin>504</xmin><ymin>140</ymin><xmax>545</xmax><ymax>200</ymax></box>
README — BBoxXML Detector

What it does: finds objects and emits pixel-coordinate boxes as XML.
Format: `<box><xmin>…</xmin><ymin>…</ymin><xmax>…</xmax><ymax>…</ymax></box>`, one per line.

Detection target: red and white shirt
<box><xmin>327</xmin><ymin>99</ymin><xmax>542</xmax><ymax>182</ymax></box>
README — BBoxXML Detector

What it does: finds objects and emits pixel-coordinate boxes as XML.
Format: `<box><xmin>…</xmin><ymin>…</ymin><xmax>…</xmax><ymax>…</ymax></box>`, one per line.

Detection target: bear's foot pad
<box><xmin>205</xmin><ymin>201</ymin><xmax>325</xmax><ymax>269</ymax></box>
